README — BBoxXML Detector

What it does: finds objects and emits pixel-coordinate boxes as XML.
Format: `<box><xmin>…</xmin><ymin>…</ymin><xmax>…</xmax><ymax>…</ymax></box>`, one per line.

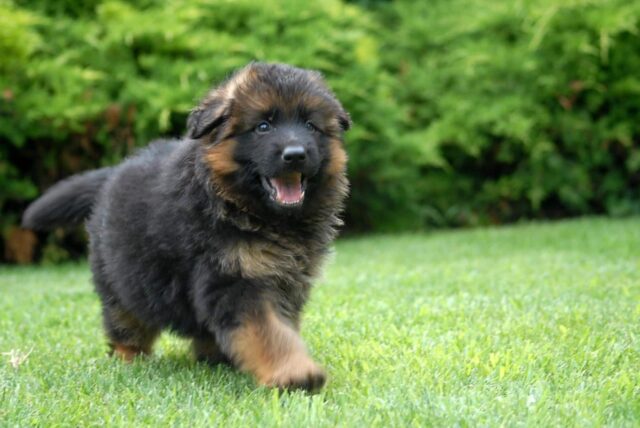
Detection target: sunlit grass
<box><xmin>1</xmin><ymin>217</ymin><xmax>639</xmax><ymax>426</ymax></box>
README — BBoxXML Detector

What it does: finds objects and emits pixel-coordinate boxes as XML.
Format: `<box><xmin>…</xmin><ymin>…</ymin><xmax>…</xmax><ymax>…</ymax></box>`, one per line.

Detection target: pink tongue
<box><xmin>270</xmin><ymin>175</ymin><xmax>303</xmax><ymax>204</ymax></box>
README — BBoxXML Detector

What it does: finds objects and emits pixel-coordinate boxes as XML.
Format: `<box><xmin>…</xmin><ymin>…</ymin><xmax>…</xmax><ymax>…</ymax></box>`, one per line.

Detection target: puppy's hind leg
<box><xmin>102</xmin><ymin>304</ymin><xmax>160</xmax><ymax>362</ymax></box>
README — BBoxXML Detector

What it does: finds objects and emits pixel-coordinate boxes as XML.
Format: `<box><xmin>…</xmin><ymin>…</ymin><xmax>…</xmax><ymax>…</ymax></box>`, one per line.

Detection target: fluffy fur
<box><xmin>22</xmin><ymin>63</ymin><xmax>350</xmax><ymax>391</ymax></box>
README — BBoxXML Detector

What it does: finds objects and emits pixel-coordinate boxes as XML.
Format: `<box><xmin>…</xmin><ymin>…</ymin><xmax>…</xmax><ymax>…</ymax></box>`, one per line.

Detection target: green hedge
<box><xmin>382</xmin><ymin>0</ymin><xmax>640</xmax><ymax>226</ymax></box>
<box><xmin>1</xmin><ymin>0</ymin><xmax>639</xmax><ymax>262</ymax></box>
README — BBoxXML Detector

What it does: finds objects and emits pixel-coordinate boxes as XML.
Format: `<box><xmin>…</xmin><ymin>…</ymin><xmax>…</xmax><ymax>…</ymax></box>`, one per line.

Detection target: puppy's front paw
<box><xmin>262</xmin><ymin>354</ymin><xmax>326</xmax><ymax>392</ymax></box>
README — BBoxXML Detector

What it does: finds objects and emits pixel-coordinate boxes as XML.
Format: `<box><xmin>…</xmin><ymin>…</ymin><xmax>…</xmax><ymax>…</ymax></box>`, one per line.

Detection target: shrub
<box><xmin>1</xmin><ymin>0</ymin><xmax>413</xmax><ymax>261</ymax></box>
<box><xmin>1</xmin><ymin>0</ymin><xmax>639</xmax><ymax>262</ymax></box>
<box><xmin>379</xmin><ymin>0</ymin><xmax>640</xmax><ymax>226</ymax></box>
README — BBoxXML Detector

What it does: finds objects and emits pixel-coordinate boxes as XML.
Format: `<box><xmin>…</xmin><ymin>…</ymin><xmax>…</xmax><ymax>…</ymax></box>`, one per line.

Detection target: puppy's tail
<box><xmin>22</xmin><ymin>167</ymin><xmax>115</xmax><ymax>230</ymax></box>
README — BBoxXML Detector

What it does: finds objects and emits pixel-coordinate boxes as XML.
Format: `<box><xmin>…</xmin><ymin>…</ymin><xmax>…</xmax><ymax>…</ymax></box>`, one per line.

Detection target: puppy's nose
<box><xmin>282</xmin><ymin>146</ymin><xmax>306</xmax><ymax>163</ymax></box>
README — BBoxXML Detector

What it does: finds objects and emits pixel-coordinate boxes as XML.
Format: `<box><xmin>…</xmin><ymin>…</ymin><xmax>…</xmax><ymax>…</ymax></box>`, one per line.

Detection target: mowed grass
<box><xmin>1</xmin><ymin>218</ymin><xmax>639</xmax><ymax>426</ymax></box>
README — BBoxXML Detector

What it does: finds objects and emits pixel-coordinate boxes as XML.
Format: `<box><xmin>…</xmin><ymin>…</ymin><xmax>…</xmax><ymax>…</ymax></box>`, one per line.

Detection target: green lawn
<box><xmin>1</xmin><ymin>218</ymin><xmax>639</xmax><ymax>426</ymax></box>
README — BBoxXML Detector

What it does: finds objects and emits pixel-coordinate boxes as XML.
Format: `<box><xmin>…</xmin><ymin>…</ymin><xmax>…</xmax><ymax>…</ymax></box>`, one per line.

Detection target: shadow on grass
<box><xmin>95</xmin><ymin>350</ymin><xmax>259</xmax><ymax>396</ymax></box>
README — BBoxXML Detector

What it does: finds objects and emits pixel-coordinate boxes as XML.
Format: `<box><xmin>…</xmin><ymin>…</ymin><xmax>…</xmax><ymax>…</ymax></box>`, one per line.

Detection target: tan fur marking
<box><xmin>205</xmin><ymin>138</ymin><xmax>240</xmax><ymax>177</ymax></box>
<box><xmin>224</xmin><ymin>65</ymin><xmax>256</xmax><ymax>101</ymax></box>
<box><xmin>229</xmin><ymin>305</ymin><xmax>324</xmax><ymax>387</ymax></box>
<box><xmin>196</xmin><ymin>65</ymin><xmax>259</xmax><ymax>138</ymax></box>
<box><xmin>300</xmin><ymin>93</ymin><xmax>328</xmax><ymax>112</ymax></box>
<box><xmin>229</xmin><ymin>65</ymin><xmax>274</xmax><ymax>112</ymax></box>
<box><xmin>113</xmin><ymin>344</ymin><xmax>148</xmax><ymax>362</ymax></box>
<box><xmin>326</xmin><ymin>138</ymin><xmax>348</xmax><ymax>176</ymax></box>
<box><xmin>108</xmin><ymin>307</ymin><xmax>159</xmax><ymax>361</ymax></box>
<box><xmin>220</xmin><ymin>240</ymin><xmax>297</xmax><ymax>279</ymax></box>
<box><xmin>243</xmin><ymin>90</ymin><xmax>276</xmax><ymax>112</ymax></box>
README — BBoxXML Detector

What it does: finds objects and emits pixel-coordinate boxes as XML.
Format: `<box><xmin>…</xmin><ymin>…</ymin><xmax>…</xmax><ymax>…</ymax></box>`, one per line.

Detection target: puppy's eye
<box><xmin>255</xmin><ymin>121</ymin><xmax>272</xmax><ymax>134</ymax></box>
<box><xmin>305</xmin><ymin>121</ymin><xmax>318</xmax><ymax>132</ymax></box>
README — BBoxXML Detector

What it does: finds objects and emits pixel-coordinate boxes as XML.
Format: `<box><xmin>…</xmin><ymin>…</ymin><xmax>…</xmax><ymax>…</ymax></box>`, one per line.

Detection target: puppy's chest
<box><xmin>218</xmin><ymin>238</ymin><xmax>322</xmax><ymax>282</ymax></box>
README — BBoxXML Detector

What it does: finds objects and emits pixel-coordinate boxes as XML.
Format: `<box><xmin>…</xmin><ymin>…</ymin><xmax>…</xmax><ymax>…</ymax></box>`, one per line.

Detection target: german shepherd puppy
<box><xmin>22</xmin><ymin>62</ymin><xmax>350</xmax><ymax>391</ymax></box>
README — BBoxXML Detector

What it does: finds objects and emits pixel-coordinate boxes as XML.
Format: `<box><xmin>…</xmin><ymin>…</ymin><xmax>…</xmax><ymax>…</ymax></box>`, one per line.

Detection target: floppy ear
<box><xmin>187</xmin><ymin>97</ymin><xmax>229</xmax><ymax>140</ymax></box>
<box><xmin>338</xmin><ymin>109</ymin><xmax>352</xmax><ymax>132</ymax></box>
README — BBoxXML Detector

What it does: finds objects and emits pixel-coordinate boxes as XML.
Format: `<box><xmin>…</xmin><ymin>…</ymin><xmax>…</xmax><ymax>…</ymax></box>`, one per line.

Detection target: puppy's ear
<box><xmin>338</xmin><ymin>110</ymin><xmax>352</xmax><ymax>132</ymax></box>
<box><xmin>187</xmin><ymin>97</ymin><xmax>229</xmax><ymax>140</ymax></box>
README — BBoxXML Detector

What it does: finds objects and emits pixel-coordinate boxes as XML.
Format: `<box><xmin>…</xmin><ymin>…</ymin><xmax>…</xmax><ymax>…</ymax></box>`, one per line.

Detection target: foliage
<box><xmin>1</xmin><ymin>0</ymin><xmax>640</xmax><ymax>261</ymax></box>
<box><xmin>381</xmin><ymin>0</ymin><xmax>640</xmax><ymax>226</ymax></box>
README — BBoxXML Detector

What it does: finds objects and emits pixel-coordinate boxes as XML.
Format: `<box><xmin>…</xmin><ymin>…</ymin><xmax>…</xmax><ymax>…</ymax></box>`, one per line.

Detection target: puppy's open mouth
<box><xmin>261</xmin><ymin>173</ymin><xmax>307</xmax><ymax>206</ymax></box>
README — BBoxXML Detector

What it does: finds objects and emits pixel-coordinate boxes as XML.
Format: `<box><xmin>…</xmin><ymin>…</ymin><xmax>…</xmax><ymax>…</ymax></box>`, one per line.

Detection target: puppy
<box><xmin>22</xmin><ymin>62</ymin><xmax>350</xmax><ymax>391</ymax></box>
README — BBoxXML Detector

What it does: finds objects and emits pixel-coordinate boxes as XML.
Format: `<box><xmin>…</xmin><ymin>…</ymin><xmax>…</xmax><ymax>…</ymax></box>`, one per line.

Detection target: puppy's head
<box><xmin>188</xmin><ymin>63</ymin><xmax>350</xmax><ymax>215</ymax></box>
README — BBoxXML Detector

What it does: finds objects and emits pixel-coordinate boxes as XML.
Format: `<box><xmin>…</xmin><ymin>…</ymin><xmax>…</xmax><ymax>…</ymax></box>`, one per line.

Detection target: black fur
<box><xmin>22</xmin><ymin>167</ymin><xmax>114</xmax><ymax>230</ymax></box>
<box><xmin>22</xmin><ymin>63</ymin><xmax>350</xmax><ymax>391</ymax></box>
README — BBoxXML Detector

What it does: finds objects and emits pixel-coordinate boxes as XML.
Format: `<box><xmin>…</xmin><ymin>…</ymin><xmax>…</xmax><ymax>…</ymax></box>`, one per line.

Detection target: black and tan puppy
<box><xmin>22</xmin><ymin>62</ymin><xmax>350</xmax><ymax>390</ymax></box>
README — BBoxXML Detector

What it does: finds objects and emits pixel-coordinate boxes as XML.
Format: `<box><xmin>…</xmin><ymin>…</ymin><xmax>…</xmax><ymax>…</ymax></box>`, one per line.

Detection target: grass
<box><xmin>1</xmin><ymin>217</ymin><xmax>639</xmax><ymax>426</ymax></box>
